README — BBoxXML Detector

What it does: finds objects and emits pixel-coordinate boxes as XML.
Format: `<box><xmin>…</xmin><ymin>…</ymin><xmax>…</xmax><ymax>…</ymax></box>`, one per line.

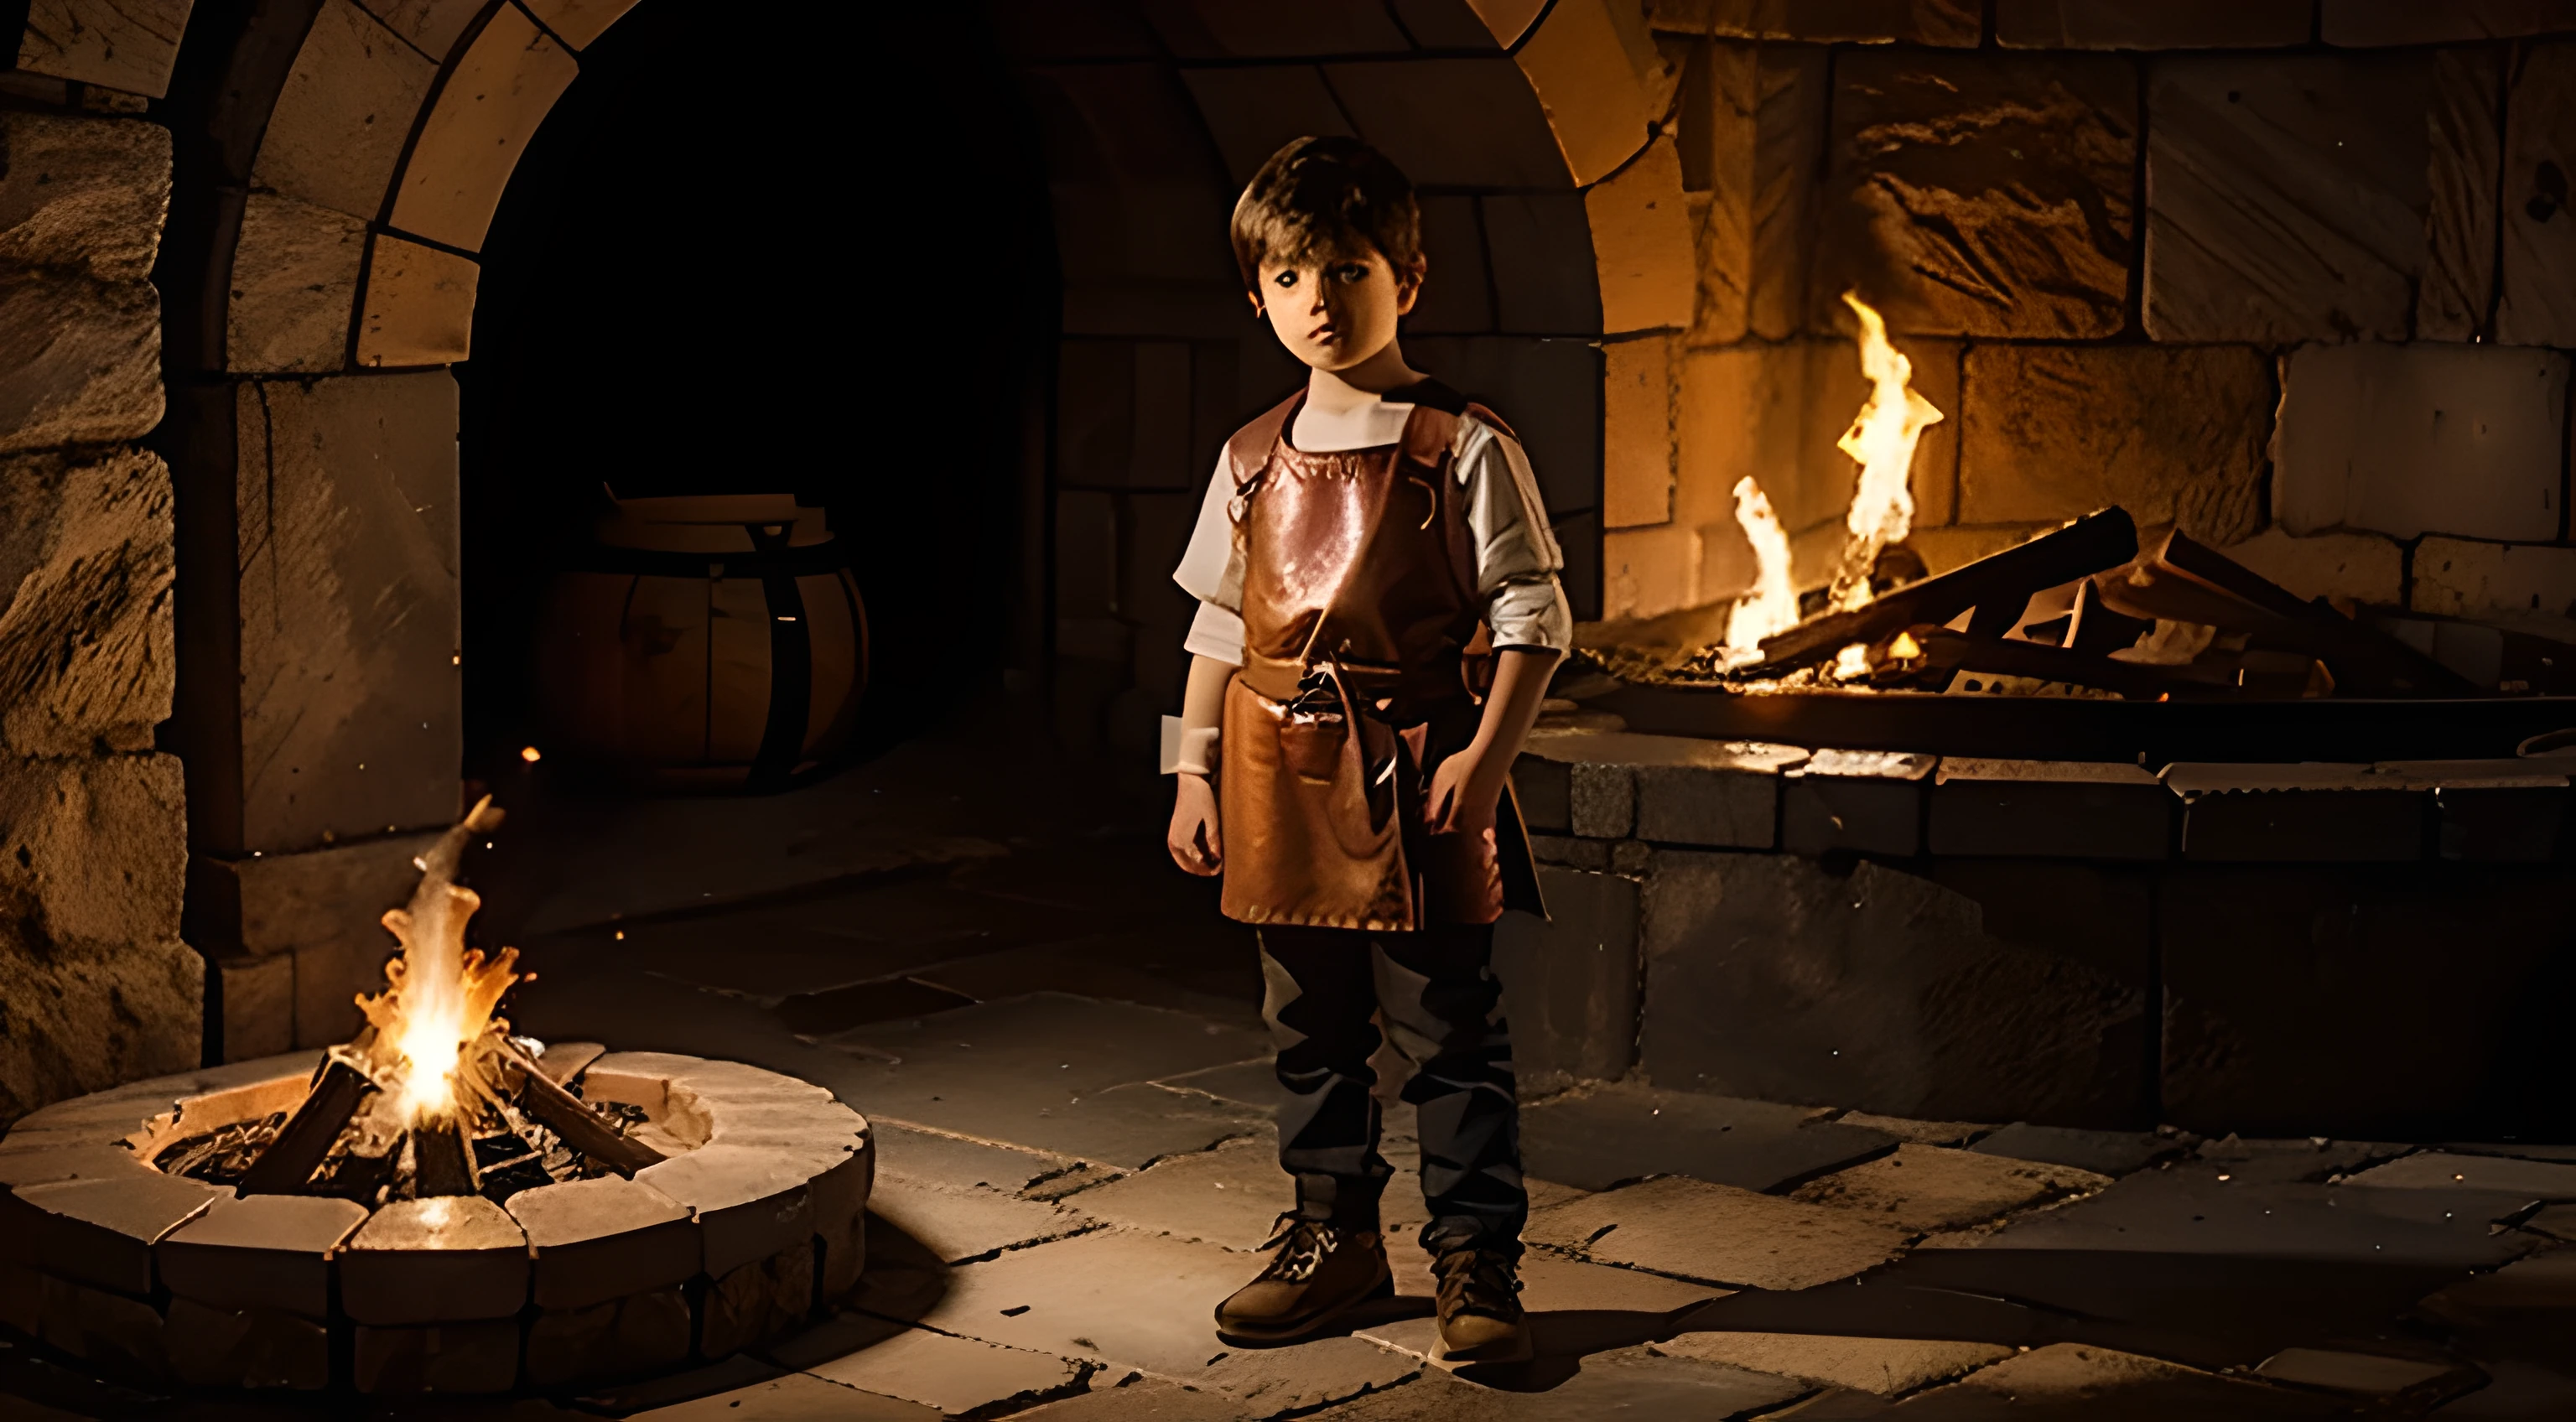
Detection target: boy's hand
<box><xmin>1426</xmin><ymin>746</ymin><xmax>1501</xmax><ymax>837</ymax></box>
<box><xmin>1168</xmin><ymin>773</ymin><xmax>1223</xmax><ymax>875</ymax></box>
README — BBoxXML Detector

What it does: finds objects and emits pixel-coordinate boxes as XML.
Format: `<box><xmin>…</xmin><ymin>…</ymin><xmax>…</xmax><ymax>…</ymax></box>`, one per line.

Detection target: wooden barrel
<box><xmin>533</xmin><ymin>495</ymin><xmax>868</xmax><ymax>791</ymax></box>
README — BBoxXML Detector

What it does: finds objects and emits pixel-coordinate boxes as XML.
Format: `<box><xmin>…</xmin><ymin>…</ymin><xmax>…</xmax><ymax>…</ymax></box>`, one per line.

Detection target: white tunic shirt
<box><xmin>1171</xmin><ymin>393</ymin><xmax>1575</xmax><ymax>665</ymax></box>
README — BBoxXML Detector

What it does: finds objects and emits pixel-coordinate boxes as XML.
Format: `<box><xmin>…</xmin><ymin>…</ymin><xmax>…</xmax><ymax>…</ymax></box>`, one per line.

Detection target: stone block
<box><xmin>0</xmin><ymin>1143</ymin><xmax>158</xmax><ymax>1190</ymax></box>
<box><xmin>2219</xmin><ymin>528</ymin><xmax>2404</xmax><ymax>608</ymax></box>
<box><xmin>0</xmin><ymin>266</ymin><xmax>159</xmax><ymax>454</ymax></box>
<box><xmin>1177</xmin><ymin>65</ymin><xmax>1353</xmax><ymax>188</ymax></box>
<box><xmin>1587</xmin><ymin>132</ymin><xmax>1695</xmax><ymax>334</ymax></box>
<box><xmin>1641</xmin><ymin>852</ymin><xmax>2154</xmax><ymax>1124</ymax></box>
<box><xmin>1514</xmin><ymin>0</ymin><xmax>1663</xmax><ymax>187</ymax></box>
<box><xmin>208</xmin><ymin>949</ymin><xmax>293</xmax><ymax>1061</ymax></box>
<box><xmin>1929</xmin><ymin>758</ymin><xmax>2168</xmax><ymax>859</ymax></box>
<box><xmin>253</xmin><ymin>0</ymin><xmax>436</xmax><ymax>221</ymax></box>
<box><xmin>155</xmin><ymin>1193</ymin><xmax>366</xmax><ymax>1321</ymax></box>
<box><xmin>1782</xmin><ymin>750</ymin><xmax>1931</xmax><ymax>858</ymax></box>
<box><xmin>1645</xmin><ymin>0</ymin><xmax>1979</xmax><ymax>44</ymax></box>
<box><xmin>0</xmin><ymin>112</ymin><xmax>170</xmax><ymax>281</ymax></box>
<box><xmin>340</xmin><ymin>1194</ymin><xmax>531</xmax><ymax>1325</ymax></box>
<box><xmin>1824</xmin><ymin>51</ymin><xmax>2135</xmax><ymax>339</ymax></box>
<box><xmin>1325</xmin><ymin>58</ymin><xmax>1573</xmax><ymax>189</ymax></box>
<box><xmin>1527</xmin><ymin>1175</ymin><xmax>1909</xmax><ymax>1288</ymax></box>
<box><xmin>225</xmin><ymin>192</ymin><xmax>365</xmax><ymax>373</ymax></box>
<box><xmin>0</xmin><ymin>1259</ymin><xmax>35</xmax><ymax>1334</ymax></box>
<box><xmin>2411</xmin><ymin>536</ymin><xmax>2576</xmax><ymax>618</ymax></box>
<box><xmin>164</xmin><ymin>1296</ymin><xmax>329</xmax><ymax>1388</ymax></box>
<box><xmin>1481</xmin><ymin>193</ymin><xmax>1602</xmax><ymax>335</ymax></box>
<box><xmin>520</xmin><ymin>0</ymin><xmax>642</xmax><ymax>49</ymax></box>
<box><xmin>1997</xmin><ymin>0</ymin><xmax>2311</xmax><ymax>47</ymax></box>
<box><xmin>1967</xmin><ymin>1122</ymin><xmax>2174</xmax><ymax>1176</ymax></box>
<box><xmin>356</xmin><ymin>0</ymin><xmax>485</xmax><ymax>59</ymax></box>
<box><xmin>2423</xmin><ymin>50</ymin><xmax>2503</xmax><ymax>340</ymax></box>
<box><xmin>1675</xmin><ymin>338</ymin><xmax>1961</xmax><ymax>563</ymax></box>
<box><xmin>14</xmin><ymin>1169</ymin><xmax>223</xmax><ymax>1295</ymax></box>
<box><xmin>1602</xmin><ymin>335</ymin><xmax>1672</xmax><ymax>529</ymax></box>
<box><xmin>1684</xmin><ymin>40</ymin><xmax>1826</xmax><ymax>345</ymax></box>
<box><xmin>1600</xmin><ymin>522</ymin><xmax>1701</xmax><ymax>619</ymax></box>
<box><xmin>1494</xmin><ymin>867</ymin><xmax>1641</xmax><ymax>1092</ymax></box>
<box><xmin>634</xmin><ymin>1143</ymin><xmax>816</xmax><ymax>1277</ymax></box>
<box><xmin>231</xmin><ymin>373</ymin><xmax>461</xmax><ymax>852</ymax></box>
<box><xmin>37</xmin><ymin>1271</ymin><xmax>166</xmax><ymax>1379</ymax></box>
<box><xmin>14</xmin><ymin>0</ymin><xmax>190</xmax><ymax>98</ymax></box>
<box><xmin>699</xmin><ymin>1243</ymin><xmax>812</xmax><ymax>1358</ymax></box>
<box><xmin>356</xmin><ymin>232</ymin><xmax>477</xmax><ymax>367</ymax></box>
<box><xmin>2161</xmin><ymin>864</ymin><xmax>2576</xmax><ymax>1138</ymax></box>
<box><xmin>1570</xmin><ymin>762</ymin><xmax>1634</xmax><ymax>838</ymax></box>
<box><xmin>1791</xmin><ymin>1142</ymin><xmax>2110</xmax><ymax>1230</ymax></box>
<box><xmin>524</xmin><ymin>1284</ymin><xmax>689</xmax><ymax>1384</ymax></box>
<box><xmin>2146</xmin><ymin>53</ymin><xmax>2496</xmax><ymax>344</ymax></box>
<box><xmin>2500</xmin><ymin>43</ymin><xmax>2576</xmax><ymax>347</ymax></box>
<box><xmin>352</xmin><ymin>1318</ymin><xmax>520</xmax><ymax>1393</ymax></box>
<box><xmin>387</xmin><ymin>3</ymin><xmax>577</xmax><ymax>252</ymax></box>
<box><xmin>1401</xmin><ymin>335</ymin><xmax>1600</xmax><ymax>514</ymax></box>
<box><xmin>808</xmin><ymin>1322</ymin><xmax>1088</xmax><ymax>1417</ymax></box>
<box><xmin>2324</xmin><ymin>1</ymin><xmax>2576</xmax><ymax>44</ymax></box>
<box><xmin>1658</xmin><ymin>1331</ymin><xmax>2012</xmax><ymax>1394</ymax></box>
<box><xmin>190</xmin><ymin>833</ymin><xmax>434</xmax><ymax>1048</ymax></box>
<box><xmin>869</xmin><ymin>1174</ymin><xmax>1092</xmax><ymax>1264</ymax></box>
<box><xmin>1634</xmin><ymin>745</ymin><xmax>1801</xmax><ymax>849</ymax></box>
<box><xmin>818</xmin><ymin>1207</ymin><xmax>865</xmax><ymax>1300</ymax></box>
<box><xmin>505</xmin><ymin>1175</ymin><xmax>696</xmax><ymax>1310</ymax></box>
<box><xmin>1959</xmin><ymin>345</ymin><xmax>2270</xmax><ymax>545</ymax></box>
<box><xmin>0</xmin><ymin>447</ymin><xmax>174</xmax><ymax>755</ymax></box>
<box><xmin>2346</xmin><ymin>1149</ymin><xmax>2576</xmax><ymax>1196</ymax></box>
<box><xmin>1512</xmin><ymin>750</ymin><xmax>1573</xmax><ymax>832</ymax></box>
<box><xmin>2166</xmin><ymin>763</ymin><xmax>2428</xmax><ymax>862</ymax></box>
<box><xmin>2275</xmin><ymin>342</ymin><xmax>2568</xmax><ymax>543</ymax></box>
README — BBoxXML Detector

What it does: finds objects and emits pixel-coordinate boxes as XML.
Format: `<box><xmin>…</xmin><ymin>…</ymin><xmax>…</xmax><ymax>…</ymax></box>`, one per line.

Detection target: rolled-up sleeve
<box><xmin>1456</xmin><ymin>417</ymin><xmax>1573</xmax><ymax>653</ymax></box>
<box><xmin>1173</xmin><ymin>454</ymin><xmax>1248</xmax><ymax>665</ymax></box>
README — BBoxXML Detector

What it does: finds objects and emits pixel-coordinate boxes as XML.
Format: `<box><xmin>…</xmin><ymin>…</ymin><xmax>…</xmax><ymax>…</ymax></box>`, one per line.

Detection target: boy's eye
<box><xmin>1334</xmin><ymin>264</ymin><xmax>1368</xmax><ymax>283</ymax></box>
<box><xmin>1271</xmin><ymin>270</ymin><xmax>1297</xmax><ymax>288</ymax></box>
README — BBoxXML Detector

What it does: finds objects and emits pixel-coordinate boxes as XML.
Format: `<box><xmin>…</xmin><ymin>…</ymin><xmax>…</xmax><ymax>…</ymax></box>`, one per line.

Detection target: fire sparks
<box><xmin>1721</xmin><ymin>477</ymin><xmax>1800</xmax><ymax>664</ymax></box>
<box><xmin>356</xmin><ymin>797</ymin><xmax>518</xmax><ymax>1126</ymax></box>
<box><xmin>1827</xmin><ymin>293</ymin><xmax>1945</xmax><ymax>613</ymax></box>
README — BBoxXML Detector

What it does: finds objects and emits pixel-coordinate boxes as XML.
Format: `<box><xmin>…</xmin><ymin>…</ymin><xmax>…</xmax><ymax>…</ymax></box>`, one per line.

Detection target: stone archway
<box><xmin>0</xmin><ymin>0</ymin><xmax>1685</xmax><ymax>1112</ymax></box>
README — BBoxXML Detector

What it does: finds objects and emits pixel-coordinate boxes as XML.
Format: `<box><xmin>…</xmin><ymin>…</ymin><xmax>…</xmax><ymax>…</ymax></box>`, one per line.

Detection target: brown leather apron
<box><xmin>1216</xmin><ymin>387</ymin><xmax>1544</xmax><ymax>932</ymax></box>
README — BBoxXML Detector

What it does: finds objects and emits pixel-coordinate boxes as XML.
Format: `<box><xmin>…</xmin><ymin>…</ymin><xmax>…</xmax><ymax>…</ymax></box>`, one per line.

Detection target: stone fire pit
<box><xmin>0</xmin><ymin>1046</ymin><xmax>871</xmax><ymax>1393</ymax></box>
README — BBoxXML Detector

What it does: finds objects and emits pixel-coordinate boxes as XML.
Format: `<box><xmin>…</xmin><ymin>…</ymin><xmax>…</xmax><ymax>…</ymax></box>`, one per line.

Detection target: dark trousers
<box><xmin>1258</xmin><ymin>922</ymin><xmax>1526</xmax><ymax>1258</ymax></box>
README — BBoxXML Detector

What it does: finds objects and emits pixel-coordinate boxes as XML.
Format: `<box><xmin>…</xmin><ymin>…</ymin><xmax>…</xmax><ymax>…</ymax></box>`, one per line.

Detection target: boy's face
<box><xmin>1251</xmin><ymin>243</ymin><xmax>1420</xmax><ymax>373</ymax></box>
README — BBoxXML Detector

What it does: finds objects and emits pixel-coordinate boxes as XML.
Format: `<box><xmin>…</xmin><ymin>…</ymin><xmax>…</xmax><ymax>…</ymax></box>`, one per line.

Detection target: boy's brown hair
<box><xmin>1228</xmin><ymin>136</ymin><xmax>1423</xmax><ymax>294</ymax></box>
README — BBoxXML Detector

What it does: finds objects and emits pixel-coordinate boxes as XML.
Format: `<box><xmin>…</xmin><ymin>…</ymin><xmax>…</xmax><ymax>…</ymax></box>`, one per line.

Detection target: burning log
<box><xmin>493</xmin><ymin>1038</ymin><xmax>666</xmax><ymax>1178</ymax></box>
<box><xmin>2093</xmin><ymin>530</ymin><xmax>2475</xmax><ymax>698</ymax></box>
<box><xmin>1722</xmin><ymin>507</ymin><xmax>2140</xmax><ymax>679</ymax></box>
<box><xmin>1898</xmin><ymin>628</ymin><xmax>2238</xmax><ymax>699</ymax></box>
<box><xmin>238</xmin><ymin>1051</ymin><xmax>377</xmax><ymax>1196</ymax></box>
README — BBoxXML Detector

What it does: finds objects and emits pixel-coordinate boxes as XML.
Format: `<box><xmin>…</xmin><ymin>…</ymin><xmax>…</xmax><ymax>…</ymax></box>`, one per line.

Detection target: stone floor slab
<box><xmin>1201</xmin><ymin>1335</ymin><xmax>1421</xmax><ymax>1414</ymax></box>
<box><xmin>872</xmin><ymin>1123</ymin><xmax>1073</xmax><ymax>1195</ymax></box>
<box><xmin>1654</xmin><ymin>1331</ymin><xmax>2012</xmax><ymax>1395</ymax></box>
<box><xmin>632</xmin><ymin>1371</ymin><xmax>937</xmax><ymax>1420</ymax></box>
<box><xmin>1836</xmin><ymin>1113</ymin><xmax>1991</xmax><ymax>1148</ymax></box>
<box><xmin>1004</xmin><ymin>1376</ymin><xmax>1246</xmax><ymax>1418</ymax></box>
<box><xmin>1528</xmin><ymin>1176</ymin><xmax>1911</xmax><ymax>1290</ymax></box>
<box><xmin>2344</xmin><ymin>1151</ymin><xmax>2576</xmax><ymax>1199</ymax></box>
<box><xmin>804</xmin><ymin>1319</ymin><xmax>1089</xmax><ymax>1415</ymax></box>
<box><xmin>1301</xmin><ymin>1346</ymin><xmax>1809</xmax><ymax>1419</ymax></box>
<box><xmin>1520</xmin><ymin>1082</ymin><xmax>1898</xmax><ymax>1193</ymax></box>
<box><xmin>1868</xmin><ymin>1342</ymin><xmax>2350</xmax><ymax>1418</ymax></box>
<box><xmin>1365</xmin><ymin>1250</ymin><xmax>1723</xmax><ymax>1365</ymax></box>
<box><xmin>1067</xmin><ymin>1137</ymin><xmax>1294</xmax><ymax>1251</ymax></box>
<box><xmin>880</xmin><ymin>1228</ymin><xmax>1253</xmax><ymax>1378</ymax></box>
<box><xmin>1791</xmin><ymin>1144</ymin><xmax>2111</xmax><ymax>1232</ymax></box>
<box><xmin>1969</xmin><ymin>1124</ymin><xmax>2177</xmax><ymax>1177</ymax></box>
<box><xmin>1156</xmin><ymin>1057</ymin><xmax>1283</xmax><ymax>1113</ymax></box>
<box><xmin>866</xmin><ymin>1175</ymin><xmax>1095</xmax><ymax>1265</ymax></box>
<box><xmin>2254</xmin><ymin>1346</ymin><xmax>2456</xmax><ymax>1392</ymax></box>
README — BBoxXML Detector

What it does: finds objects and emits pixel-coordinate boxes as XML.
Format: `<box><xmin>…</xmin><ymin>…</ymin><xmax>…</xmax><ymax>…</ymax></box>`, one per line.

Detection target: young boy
<box><xmin>1164</xmin><ymin>136</ymin><xmax>1570</xmax><ymax>1363</ymax></box>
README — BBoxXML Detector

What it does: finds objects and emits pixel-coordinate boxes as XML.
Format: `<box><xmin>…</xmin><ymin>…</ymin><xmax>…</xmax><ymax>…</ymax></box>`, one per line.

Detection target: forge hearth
<box><xmin>0</xmin><ymin>800</ymin><xmax>872</xmax><ymax>1394</ymax></box>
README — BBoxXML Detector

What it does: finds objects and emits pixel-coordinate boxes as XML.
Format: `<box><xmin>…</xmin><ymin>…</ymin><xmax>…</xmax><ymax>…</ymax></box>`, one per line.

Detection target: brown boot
<box><xmin>1213</xmin><ymin>1214</ymin><xmax>1392</xmax><ymax>1343</ymax></box>
<box><xmin>1432</xmin><ymin>1247</ymin><xmax>1532</xmax><ymax>1364</ymax></box>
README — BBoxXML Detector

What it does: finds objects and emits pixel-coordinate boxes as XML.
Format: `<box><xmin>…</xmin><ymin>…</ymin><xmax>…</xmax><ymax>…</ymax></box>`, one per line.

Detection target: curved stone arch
<box><xmin>1</xmin><ymin>0</ymin><xmax>1684</xmax><ymax>1064</ymax></box>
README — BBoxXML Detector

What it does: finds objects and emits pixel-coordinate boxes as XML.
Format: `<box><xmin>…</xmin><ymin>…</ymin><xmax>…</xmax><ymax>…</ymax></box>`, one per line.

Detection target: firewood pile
<box><xmin>1596</xmin><ymin>507</ymin><xmax>2549</xmax><ymax>701</ymax></box>
<box><xmin>152</xmin><ymin>800</ymin><xmax>665</xmax><ymax>1205</ymax></box>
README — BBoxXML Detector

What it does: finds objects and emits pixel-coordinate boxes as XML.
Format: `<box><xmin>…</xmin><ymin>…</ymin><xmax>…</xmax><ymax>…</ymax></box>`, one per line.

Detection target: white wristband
<box><xmin>1160</xmin><ymin>716</ymin><xmax>1220</xmax><ymax>776</ymax></box>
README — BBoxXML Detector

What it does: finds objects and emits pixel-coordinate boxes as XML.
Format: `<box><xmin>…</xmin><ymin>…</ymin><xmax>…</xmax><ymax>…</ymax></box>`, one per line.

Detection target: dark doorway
<box><xmin>457</xmin><ymin>4</ymin><xmax>1057</xmax><ymax>783</ymax></box>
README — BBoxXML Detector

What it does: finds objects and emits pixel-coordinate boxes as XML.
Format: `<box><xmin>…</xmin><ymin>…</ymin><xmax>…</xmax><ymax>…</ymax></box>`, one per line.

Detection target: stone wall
<box><xmin>0</xmin><ymin>78</ymin><xmax>197</xmax><ymax>1124</ymax></box>
<box><xmin>1603</xmin><ymin>2</ymin><xmax>2576</xmax><ymax>638</ymax></box>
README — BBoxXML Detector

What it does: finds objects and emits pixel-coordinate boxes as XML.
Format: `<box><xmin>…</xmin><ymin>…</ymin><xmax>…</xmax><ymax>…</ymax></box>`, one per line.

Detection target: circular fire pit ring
<box><xmin>0</xmin><ymin>1046</ymin><xmax>871</xmax><ymax>1394</ymax></box>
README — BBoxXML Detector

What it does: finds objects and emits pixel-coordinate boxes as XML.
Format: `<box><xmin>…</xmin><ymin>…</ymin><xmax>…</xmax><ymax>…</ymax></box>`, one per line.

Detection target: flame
<box><xmin>1720</xmin><ymin>477</ymin><xmax>1800</xmax><ymax>664</ymax></box>
<box><xmin>1891</xmin><ymin>631</ymin><xmax>1923</xmax><ymax>659</ymax></box>
<box><xmin>355</xmin><ymin>797</ymin><xmax>518</xmax><ymax>1126</ymax></box>
<box><xmin>1827</xmin><ymin>293</ymin><xmax>1945</xmax><ymax>612</ymax></box>
<box><xmin>1832</xmin><ymin>643</ymin><xmax>1871</xmax><ymax>681</ymax></box>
